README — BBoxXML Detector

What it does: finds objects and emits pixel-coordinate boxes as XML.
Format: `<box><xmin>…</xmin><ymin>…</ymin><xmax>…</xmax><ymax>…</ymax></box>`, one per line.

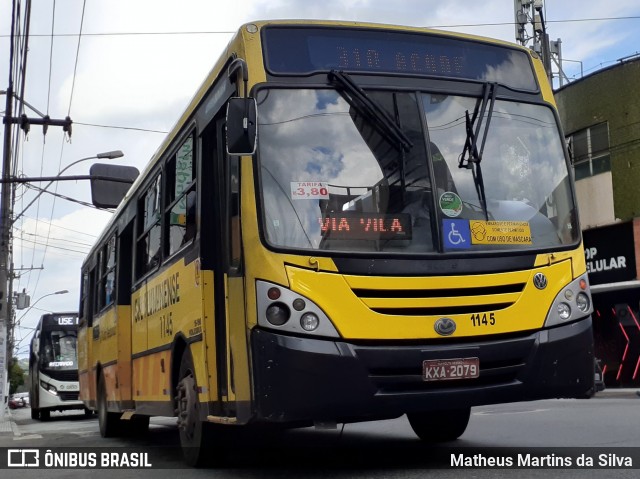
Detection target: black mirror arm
<box><xmin>228</xmin><ymin>58</ymin><xmax>249</xmax><ymax>99</ymax></box>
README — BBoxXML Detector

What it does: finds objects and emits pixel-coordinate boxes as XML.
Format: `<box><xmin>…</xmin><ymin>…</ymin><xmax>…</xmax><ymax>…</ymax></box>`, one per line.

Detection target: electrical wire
<box><xmin>73</xmin><ymin>121</ymin><xmax>168</xmax><ymax>134</ymax></box>
<box><xmin>16</xmin><ymin>237</ymin><xmax>90</xmax><ymax>255</ymax></box>
<box><xmin>1</xmin><ymin>16</ymin><xmax>639</xmax><ymax>39</ymax></box>
<box><xmin>46</xmin><ymin>0</ymin><xmax>56</xmax><ymax>114</ymax></box>
<box><xmin>66</xmin><ymin>0</ymin><xmax>86</xmax><ymax>117</ymax></box>
<box><xmin>25</xmin><ymin>183</ymin><xmax>114</xmax><ymax>211</ymax></box>
<box><xmin>14</xmin><ymin>228</ymin><xmax>95</xmax><ymax>248</ymax></box>
<box><xmin>29</xmin><ymin>0</ymin><xmax>88</xmax><ymax>301</ymax></box>
<box><xmin>15</xmin><ymin>214</ymin><xmax>98</xmax><ymax>238</ymax></box>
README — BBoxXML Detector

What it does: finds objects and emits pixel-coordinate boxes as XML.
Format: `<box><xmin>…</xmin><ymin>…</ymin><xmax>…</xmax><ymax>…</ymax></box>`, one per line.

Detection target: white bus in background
<box><xmin>29</xmin><ymin>312</ymin><xmax>88</xmax><ymax>420</ymax></box>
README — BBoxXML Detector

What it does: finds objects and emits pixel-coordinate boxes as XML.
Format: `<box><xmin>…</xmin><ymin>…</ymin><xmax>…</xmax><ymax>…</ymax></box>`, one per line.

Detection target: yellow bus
<box><xmin>78</xmin><ymin>20</ymin><xmax>594</xmax><ymax>466</ymax></box>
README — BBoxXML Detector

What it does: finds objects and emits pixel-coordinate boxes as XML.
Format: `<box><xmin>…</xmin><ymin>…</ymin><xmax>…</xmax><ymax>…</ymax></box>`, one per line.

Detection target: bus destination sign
<box><xmin>319</xmin><ymin>212</ymin><xmax>412</xmax><ymax>240</ymax></box>
<box><xmin>263</xmin><ymin>26</ymin><xmax>537</xmax><ymax>91</ymax></box>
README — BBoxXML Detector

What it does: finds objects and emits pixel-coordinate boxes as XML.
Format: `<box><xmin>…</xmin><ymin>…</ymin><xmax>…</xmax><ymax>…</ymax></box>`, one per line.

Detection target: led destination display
<box><xmin>319</xmin><ymin>212</ymin><xmax>412</xmax><ymax>240</ymax></box>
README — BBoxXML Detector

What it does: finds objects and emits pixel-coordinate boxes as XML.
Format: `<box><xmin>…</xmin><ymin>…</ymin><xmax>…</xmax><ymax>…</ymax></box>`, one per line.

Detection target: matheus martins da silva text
<box><xmin>451</xmin><ymin>453</ymin><xmax>633</xmax><ymax>468</ymax></box>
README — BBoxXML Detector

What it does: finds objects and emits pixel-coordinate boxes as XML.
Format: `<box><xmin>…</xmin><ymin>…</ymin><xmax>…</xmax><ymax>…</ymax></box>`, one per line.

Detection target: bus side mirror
<box><xmin>89</xmin><ymin>163</ymin><xmax>140</xmax><ymax>208</ymax></box>
<box><xmin>226</xmin><ymin>97</ymin><xmax>257</xmax><ymax>156</ymax></box>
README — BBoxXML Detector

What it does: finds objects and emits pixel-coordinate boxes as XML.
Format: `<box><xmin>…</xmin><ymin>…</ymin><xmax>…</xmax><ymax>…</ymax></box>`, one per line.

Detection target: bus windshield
<box><xmin>257</xmin><ymin>87</ymin><xmax>578</xmax><ymax>254</ymax></box>
<box><xmin>41</xmin><ymin>329</ymin><xmax>78</xmax><ymax>369</ymax></box>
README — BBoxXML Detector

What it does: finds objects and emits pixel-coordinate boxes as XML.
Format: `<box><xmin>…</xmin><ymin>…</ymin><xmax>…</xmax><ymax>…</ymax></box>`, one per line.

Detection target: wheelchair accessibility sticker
<box><xmin>443</xmin><ymin>219</ymin><xmax>471</xmax><ymax>250</ymax></box>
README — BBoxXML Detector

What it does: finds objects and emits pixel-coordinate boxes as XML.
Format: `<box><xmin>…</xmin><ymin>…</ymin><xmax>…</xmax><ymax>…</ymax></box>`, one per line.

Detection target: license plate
<box><xmin>422</xmin><ymin>357</ymin><xmax>480</xmax><ymax>381</ymax></box>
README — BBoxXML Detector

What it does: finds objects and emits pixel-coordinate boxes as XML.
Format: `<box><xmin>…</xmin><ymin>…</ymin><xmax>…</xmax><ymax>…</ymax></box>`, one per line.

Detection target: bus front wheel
<box><xmin>407</xmin><ymin>408</ymin><xmax>471</xmax><ymax>442</ymax></box>
<box><xmin>176</xmin><ymin>350</ymin><xmax>212</xmax><ymax>467</ymax></box>
<box><xmin>98</xmin><ymin>374</ymin><xmax>121</xmax><ymax>437</ymax></box>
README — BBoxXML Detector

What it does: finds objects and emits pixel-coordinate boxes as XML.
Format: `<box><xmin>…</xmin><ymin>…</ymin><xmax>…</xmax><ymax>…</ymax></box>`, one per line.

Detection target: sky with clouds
<box><xmin>1</xmin><ymin>0</ymin><xmax>639</xmax><ymax>356</ymax></box>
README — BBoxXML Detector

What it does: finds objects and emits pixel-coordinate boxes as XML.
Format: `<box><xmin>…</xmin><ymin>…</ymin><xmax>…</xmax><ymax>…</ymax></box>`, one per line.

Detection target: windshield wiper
<box><xmin>329</xmin><ymin>70</ymin><xmax>413</xmax><ymax>152</ymax></box>
<box><xmin>458</xmin><ymin>82</ymin><xmax>497</xmax><ymax>220</ymax></box>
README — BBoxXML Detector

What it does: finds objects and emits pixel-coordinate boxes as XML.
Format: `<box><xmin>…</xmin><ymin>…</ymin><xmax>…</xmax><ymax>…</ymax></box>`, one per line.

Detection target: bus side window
<box><xmin>165</xmin><ymin>133</ymin><xmax>197</xmax><ymax>256</ymax></box>
<box><xmin>228</xmin><ymin>155</ymin><xmax>241</xmax><ymax>271</ymax></box>
<box><xmin>86</xmin><ymin>267</ymin><xmax>96</xmax><ymax>327</ymax></box>
<box><xmin>136</xmin><ymin>174</ymin><xmax>162</xmax><ymax>278</ymax></box>
<box><xmin>185</xmin><ymin>190</ymin><xmax>197</xmax><ymax>244</ymax></box>
<box><xmin>101</xmin><ymin>235</ymin><xmax>116</xmax><ymax>308</ymax></box>
<box><xmin>79</xmin><ymin>270</ymin><xmax>89</xmax><ymax>327</ymax></box>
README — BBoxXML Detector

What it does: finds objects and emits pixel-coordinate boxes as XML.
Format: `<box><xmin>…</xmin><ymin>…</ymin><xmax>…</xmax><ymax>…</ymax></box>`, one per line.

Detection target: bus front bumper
<box><xmin>250</xmin><ymin>317</ymin><xmax>594</xmax><ymax>424</ymax></box>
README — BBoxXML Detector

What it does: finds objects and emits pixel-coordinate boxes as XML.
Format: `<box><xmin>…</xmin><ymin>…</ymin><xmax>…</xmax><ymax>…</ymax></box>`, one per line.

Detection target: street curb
<box><xmin>593</xmin><ymin>388</ymin><xmax>639</xmax><ymax>399</ymax></box>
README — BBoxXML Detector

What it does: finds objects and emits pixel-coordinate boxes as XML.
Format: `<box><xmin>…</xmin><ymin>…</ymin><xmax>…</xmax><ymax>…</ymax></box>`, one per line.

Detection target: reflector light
<box><xmin>267</xmin><ymin>287</ymin><xmax>281</xmax><ymax>300</ymax></box>
<box><xmin>292</xmin><ymin>298</ymin><xmax>306</xmax><ymax>311</ymax></box>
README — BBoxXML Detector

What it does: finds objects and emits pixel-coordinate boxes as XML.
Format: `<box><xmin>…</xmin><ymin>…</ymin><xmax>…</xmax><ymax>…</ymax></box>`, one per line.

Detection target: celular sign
<box><xmin>583</xmin><ymin>222</ymin><xmax>636</xmax><ymax>286</ymax></box>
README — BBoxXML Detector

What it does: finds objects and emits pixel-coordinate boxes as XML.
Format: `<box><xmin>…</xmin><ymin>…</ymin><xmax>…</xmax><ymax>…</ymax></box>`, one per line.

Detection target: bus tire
<box><xmin>31</xmin><ymin>407</ymin><xmax>39</xmax><ymax>420</ymax></box>
<box><xmin>176</xmin><ymin>349</ymin><xmax>212</xmax><ymax>467</ymax></box>
<box><xmin>407</xmin><ymin>408</ymin><xmax>471</xmax><ymax>442</ymax></box>
<box><xmin>97</xmin><ymin>374</ymin><xmax>121</xmax><ymax>437</ymax></box>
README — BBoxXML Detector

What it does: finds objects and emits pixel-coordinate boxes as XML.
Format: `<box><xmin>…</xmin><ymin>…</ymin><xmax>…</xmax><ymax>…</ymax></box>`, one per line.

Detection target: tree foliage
<box><xmin>9</xmin><ymin>357</ymin><xmax>24</xmax><ymax>395</ymax></box>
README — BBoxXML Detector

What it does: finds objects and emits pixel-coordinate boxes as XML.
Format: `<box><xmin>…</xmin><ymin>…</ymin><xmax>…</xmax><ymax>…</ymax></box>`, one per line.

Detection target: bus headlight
<box><xmin>558</xmin><ymin>303</ymin><xmax>571</xmax><ymax>320</ymax></box>
<box><xmin>40</xmin><ymin>380</ymin><xmax>58</xmax><ymax>395</ymax></box>
<box><xmin>266</xmin><ymin>303</ymin><xmax>290</xmax><ymax>326</ymax></box>
<box><xmin>300</xmin><ymin>312</ymin><xmax>320</xmax><ymax>331</ymax></box>
<box><xmin>257</xmin><ymin>280</ymin><xmax>340</xmax><ymax>338</ymax></box>
<box><xmin>544</xmin><ymin>274</ymin><xmax>593</xmax><ymax>327</ymax></box>
<box><xmin>576</xmin><ymin>293</ymin><xmax>590</xmax><ymax>313</ymax></box>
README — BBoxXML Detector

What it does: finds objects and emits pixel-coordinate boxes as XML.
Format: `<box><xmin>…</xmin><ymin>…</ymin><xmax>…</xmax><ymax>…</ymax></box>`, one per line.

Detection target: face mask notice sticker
<box><xmin>469</xmin><ymin>220</ymin><xmax>532</xmax><ymax>245</ymax></box>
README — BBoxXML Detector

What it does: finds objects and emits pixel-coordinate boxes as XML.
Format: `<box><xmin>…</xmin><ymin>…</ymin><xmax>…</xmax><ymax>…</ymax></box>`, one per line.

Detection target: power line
<box><xmin>46</xmin><ymin>0</ymin><xmax>56</xmax><ymax>114</ymax></box>
<box><xmin>427</xmin><ymin>16</ymin><xmax>640</xmax><ymax>29</ymax></box>
<box><xmin>1</xmin><ymin>16</ymin><xmax>639</xmax><ymax>39</ymax></box>
<box><xmin>0</xmin><ymin>30</ymin><xmax>235</xmax><ymax>38</ymax></box>
<box><xmin>27</xmin><ymin>0</ymin><xmax>89</xmax><ymax>302</ymax></box>
<box><xmin>15</xmin><ymin>236</ymin><xmax>89</xmax><ymax>255</ymax></box>
<box><xmin>66</xmin><ymin>0</ymin><xmax>86</xmax><ymax>117</ymax></box>
<box><xmin>25</xmin><ymin>183</ymin><xmax>114</xmax><ymax>211</ymax></box>
<box><xmin>15</xmin><ymin>214</ymin><xmax>98</xmax><ymax>238</ymax></box>
<box><xmin>13</xmin><ymin>229</ymin><xmax>95</xmax><ymax>248</ymax></box>
<box><xmin>74</xmin><ymin>121</ymin><xmax>168</xmax><ymax>134</ymax></box>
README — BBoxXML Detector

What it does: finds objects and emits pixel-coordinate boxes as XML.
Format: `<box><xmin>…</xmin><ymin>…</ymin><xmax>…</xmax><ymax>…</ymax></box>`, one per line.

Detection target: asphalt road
<box><xmin>1</xmin><ymin>390</ymin><xmax>639</xmax><ymax>478</ymax></box>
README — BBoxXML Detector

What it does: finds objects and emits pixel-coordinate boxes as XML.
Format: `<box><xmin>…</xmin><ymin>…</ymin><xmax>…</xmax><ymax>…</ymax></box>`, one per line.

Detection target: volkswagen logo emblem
<box><xmin>533</xmin><ymin>272</ymin><xmax>548</xmax><ymax>290</ymax></box>
<box><xmin>434</xmin><ymin>317</ymin><xmax>456</xmax><ymax>336</ymax></box>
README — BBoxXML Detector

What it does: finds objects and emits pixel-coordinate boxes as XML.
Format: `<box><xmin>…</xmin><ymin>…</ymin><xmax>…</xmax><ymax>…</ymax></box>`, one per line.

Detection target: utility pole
<box><xmin>1</xmin><ymin>0</ymin><xmax>72</xmax><ymax>413</ymax></box>
<box><xmin>0</xmin><ymin>0</ymin><xmax>19</xmax><ymax>416</ymax></box>
<box><xmin>513</xmin><ymin>0</ymin><xmax>566</xmax><ymax>88</ymax></box>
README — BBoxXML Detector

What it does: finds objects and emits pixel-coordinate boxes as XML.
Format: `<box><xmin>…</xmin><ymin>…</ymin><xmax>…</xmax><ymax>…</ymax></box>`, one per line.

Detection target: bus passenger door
<box><xmin>200</xmin><ymin>117</ymin><xmax>247</xmax><ymax>420</ymax></box>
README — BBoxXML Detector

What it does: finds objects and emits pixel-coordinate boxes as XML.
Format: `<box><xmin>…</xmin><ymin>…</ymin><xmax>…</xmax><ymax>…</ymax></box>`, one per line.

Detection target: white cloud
<box><xmin>12</xmin><ymin>207</ymin><xmax>112</xmax><ymax>343</ymax></box>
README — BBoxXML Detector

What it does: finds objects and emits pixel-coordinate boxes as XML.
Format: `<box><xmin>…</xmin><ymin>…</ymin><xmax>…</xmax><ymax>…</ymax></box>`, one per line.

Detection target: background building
<box><xmin>555</xmin><ymin>56</ymin><xmax>640</xmax><ymax>387</ymax></box>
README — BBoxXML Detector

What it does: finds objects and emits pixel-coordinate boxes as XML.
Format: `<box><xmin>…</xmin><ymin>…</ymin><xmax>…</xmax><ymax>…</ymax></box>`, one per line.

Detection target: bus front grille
<box><xmin>351</xmin><ymin>283</ymin><xmax>525</xmax><ymax>316</ymax></box>
<box><xmin>350</xmin><ymin>335</ymin><xmax>535</xmax><ymax>395</ymax></box>
<box><xmin>58</xmin><ymin>392</ymin><xmax>80</xmax><ymax>401</ymax></box>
